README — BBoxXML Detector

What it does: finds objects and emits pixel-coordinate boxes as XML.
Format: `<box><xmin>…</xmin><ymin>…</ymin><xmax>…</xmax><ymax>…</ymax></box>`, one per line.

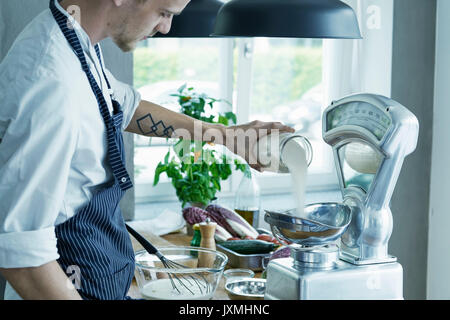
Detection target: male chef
<box><xmin>0</xmin><ymin>0</ymin><xmax>293</xmax><ymax>299</ymax></box>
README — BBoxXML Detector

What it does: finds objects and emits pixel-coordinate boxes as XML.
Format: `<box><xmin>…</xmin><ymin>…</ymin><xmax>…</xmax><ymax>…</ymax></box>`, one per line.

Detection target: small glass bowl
<box><xmin>223</xmin><ymin>268</ymin><xmax>255</xmax><ymax>284</ymax></box>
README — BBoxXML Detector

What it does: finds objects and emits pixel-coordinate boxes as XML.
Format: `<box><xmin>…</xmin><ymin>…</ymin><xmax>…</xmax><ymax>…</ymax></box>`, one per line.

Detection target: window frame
<box><xmin>231</xmin><ymin>38</ymin><xmax>339</xmax><ymax>196</ymax></box>
<box><xmin>134</xmin><ymin>38</ymin><xmax>339</xmax><ymax>204</ymax></box>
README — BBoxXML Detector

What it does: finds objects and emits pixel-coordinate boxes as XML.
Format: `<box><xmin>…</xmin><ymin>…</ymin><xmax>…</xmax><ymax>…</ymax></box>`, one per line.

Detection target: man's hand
<box><xmin>223</xmin><ymin>120</ymin><xmax>295</xmax><ymax>171</ymax></box>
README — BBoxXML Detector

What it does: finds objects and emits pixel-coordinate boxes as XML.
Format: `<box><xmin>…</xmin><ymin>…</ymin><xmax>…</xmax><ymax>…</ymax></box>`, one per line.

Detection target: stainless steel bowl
<box><xmin>225</xmin><ymin>278</ymin><xmax>266</xmax><ymax>300</ymax></box>
<box><xmin>264</xmin><ymin>202</ymin><xmax>352</xmax><ymax>246</ymax></box>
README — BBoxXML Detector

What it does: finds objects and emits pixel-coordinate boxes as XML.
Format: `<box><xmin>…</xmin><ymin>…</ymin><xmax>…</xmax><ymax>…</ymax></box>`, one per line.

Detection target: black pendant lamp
<box><xmin>212</xmin><ymin>0</ymin><xmax>362</xmax><ymax>39</ymax></box>
<box><xmin>154</xmin><ymin>0</ymin><xmax>224</xmax><ymax>37</ymax></box>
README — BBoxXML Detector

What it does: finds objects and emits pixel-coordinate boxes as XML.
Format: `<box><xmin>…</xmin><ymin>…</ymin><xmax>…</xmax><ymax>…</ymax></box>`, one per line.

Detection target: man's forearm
<box><xmin>0</xmin><ymin>260</ymin><xmax>82</xmax><ymax>300</ymax></box>
<box><xmin>125</xmin><ymin>100</ymin><xmax>225</xmax><ymax>143</ymax></box>
<box><xmin>125</xmin><ymin>99</ymin><xmax>295</xmax><ymax>170</ymax></box>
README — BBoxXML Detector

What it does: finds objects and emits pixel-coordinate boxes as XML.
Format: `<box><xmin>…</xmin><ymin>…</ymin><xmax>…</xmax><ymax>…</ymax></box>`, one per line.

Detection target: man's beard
<box><xmin>114</xmin><ymin>35</ymin><xmax>138</xmax><ymax>52</ymax></box>
<box><xmin>111</xmin><ymin>18</ymin><xmax>140</xmax><ymax>52</ymax></box>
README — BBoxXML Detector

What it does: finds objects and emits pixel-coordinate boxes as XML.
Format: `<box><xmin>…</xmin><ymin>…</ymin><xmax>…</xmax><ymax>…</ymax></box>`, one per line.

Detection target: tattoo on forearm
<box><xmin>136</xmin><ymin>113</ymin><xmax>175</xmax><ymax>138</ymax></box>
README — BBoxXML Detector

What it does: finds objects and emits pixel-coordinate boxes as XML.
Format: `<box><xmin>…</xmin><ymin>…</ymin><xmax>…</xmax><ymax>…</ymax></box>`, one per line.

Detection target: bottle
<box><xmin>190</xmin><ymin>224</ymin><xmax>201</xmax><ymax>257</ymax></box>
<box><xmin>198</xmin><ymin>218</ymin><xmax>217</xmax><ymax>268</ymax></box>
<box><xmin>253</xmin><ymin>131</ymin><xmax>313</xmax><ymax>173</ymax></box>
<box><xmin>234</xmin><ymin>168</ymin><xmax>261</xmax><ymax>228</ymax></box>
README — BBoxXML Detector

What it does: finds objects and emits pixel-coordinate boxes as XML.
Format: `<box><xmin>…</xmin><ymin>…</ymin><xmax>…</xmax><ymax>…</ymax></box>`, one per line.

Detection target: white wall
<box><xmin>390</xmin><ymin>0</ymin><xmax>436</xmax><ymax>300</ymax></box>
<box><xmin>427</xmin><ymin>0</ymin><xmax>450</xmax><ymax>300</ymax></box>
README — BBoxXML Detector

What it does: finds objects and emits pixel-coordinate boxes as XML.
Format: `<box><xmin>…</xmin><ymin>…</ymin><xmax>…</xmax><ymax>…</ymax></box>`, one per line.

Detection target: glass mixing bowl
<box><xmin>134</xmin><ymin>246</ymin><xmax>228</xmax><ymax>300</ymax></box>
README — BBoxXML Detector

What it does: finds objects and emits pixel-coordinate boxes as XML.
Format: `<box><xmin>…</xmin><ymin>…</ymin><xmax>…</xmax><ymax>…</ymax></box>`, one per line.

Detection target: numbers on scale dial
<box><xmin>327</xmin><ymin>102</ymin><xmax>392</xmax><ymax>141</ymax></box>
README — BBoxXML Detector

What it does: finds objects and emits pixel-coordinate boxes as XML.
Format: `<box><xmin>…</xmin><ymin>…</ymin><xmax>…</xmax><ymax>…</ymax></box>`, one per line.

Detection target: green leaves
<box><xmin>234</xmin><ymin>159</ymin><xmax>251</xmax><ymax>177</ymax></box>
<box><xmin>217</xmin><ymin>115</ymin><xmax>229</xmax><ymax>126</ymax></box>
<box><xmin>170</xmin><ymin>84</ymin><xmax>237</xmax><ymax>125</ymax></box>
<box><xmin>154</xmin><ymin>150</ymin><xmax>242</xmax><ymax>207</ymax></box>
<box><xmin>153</xmin><ymin>163</ymin><xmax>166</xmax><ymax>186</ymax></box>
<box><xmin>153</xmin><ymin>85</ymin><xmax>243</xmax><ymax>207</ymax></box>
<box><xmin>164</xmin><ymin>151</ymin><xmax>170</xmax><ymax>164</ymax></box>
<box><xmin>224</xmin><ymin>111</ymin><xmax>237</xmax><ymax>125</ymax></box>
<box><xmin>218</xmin><ymin>111</ymin><xmax>237</xmax><ymax>126</ymax></box>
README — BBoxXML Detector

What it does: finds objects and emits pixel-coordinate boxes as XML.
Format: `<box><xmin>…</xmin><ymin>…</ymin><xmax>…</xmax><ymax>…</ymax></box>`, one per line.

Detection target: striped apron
<box><xmin>50</xmin><ymin>0</ymin><xmax>135</xmax><ymax>300</ymax></box>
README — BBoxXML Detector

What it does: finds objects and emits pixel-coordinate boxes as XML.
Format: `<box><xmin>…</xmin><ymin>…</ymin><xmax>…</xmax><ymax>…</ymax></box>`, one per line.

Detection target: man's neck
<box><xmin>59</xmin><ymin>0</ymin><xmax>109</xmax><ymax>45</ymax></box>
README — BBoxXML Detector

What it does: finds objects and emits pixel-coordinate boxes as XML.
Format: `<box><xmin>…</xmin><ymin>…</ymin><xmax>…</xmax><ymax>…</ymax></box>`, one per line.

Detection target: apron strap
<box><xmin>94</xmin><ymin>45</ymin><xmax>121</xmax><ymax>115</ymax></box>
<box><xmin>49</xmin><ymin>0</ymin><xmax>133</xmax><ymax>191</ymax></box>
<box><xmin>94</xmin><ymin>45</ymin><xmax>111</xmax><ymax>89</ymax></box>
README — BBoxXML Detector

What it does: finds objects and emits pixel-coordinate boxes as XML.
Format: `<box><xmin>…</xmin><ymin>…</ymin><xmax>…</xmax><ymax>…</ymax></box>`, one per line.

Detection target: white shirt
<box><xmin>0</xmin><ymin>1</ymin><xmax>141</xmax><ymax>298</ymax></box>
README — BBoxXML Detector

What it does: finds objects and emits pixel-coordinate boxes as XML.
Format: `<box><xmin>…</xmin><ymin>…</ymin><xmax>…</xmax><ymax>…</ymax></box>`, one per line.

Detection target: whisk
<box><xmin>125</xmin><ymin>224</ymin><xmax>210</xmax><ymax>296</ymax></box>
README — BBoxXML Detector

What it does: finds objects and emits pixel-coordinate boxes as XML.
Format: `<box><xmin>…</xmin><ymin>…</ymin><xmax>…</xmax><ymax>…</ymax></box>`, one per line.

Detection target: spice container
<box><xmin>198</xmin><ymin>218</ymin><xmax>217</xmax><ymax>267</ymax></box>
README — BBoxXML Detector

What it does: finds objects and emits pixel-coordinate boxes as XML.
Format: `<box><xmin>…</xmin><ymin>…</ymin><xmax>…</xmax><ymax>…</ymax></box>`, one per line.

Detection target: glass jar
<box><xmin>253</xmin><ymin>131</ymin><xmax>313</xmax><ymax>173</ymax></box>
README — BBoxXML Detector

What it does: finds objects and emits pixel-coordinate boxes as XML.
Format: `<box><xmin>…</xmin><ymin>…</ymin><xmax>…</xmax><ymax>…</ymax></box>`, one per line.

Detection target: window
<box><xmin>133</xmin><ymin>38</ymin><xmax>234</xmax><ymax>202</ymax></box>
<box><xmin>133</xmin><ymin>38</ymin><xmax>338</xmax><ymax>203</ymax></box>
<box><xmin>235</xmin><ymin>38</ymin><xmax>337</xmax><ymax>194</ymax></box>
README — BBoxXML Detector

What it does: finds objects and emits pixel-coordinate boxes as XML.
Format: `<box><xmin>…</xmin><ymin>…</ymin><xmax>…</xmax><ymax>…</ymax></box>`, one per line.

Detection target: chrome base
<box><xmin>339</xmin><ymin>251</ymin><xmax>398</xmax><ymax>265</ymax></box>
<box><xmin>264</xmin><ymin>257</ymin><xmax>403</xmax><ymax>300</ymax></box>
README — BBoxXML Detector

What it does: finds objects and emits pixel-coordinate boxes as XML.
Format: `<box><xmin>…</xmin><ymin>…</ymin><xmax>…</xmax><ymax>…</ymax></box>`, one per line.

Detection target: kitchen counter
<box><xmin>126</xmin><ymin>227</ymin><xmax>262</xmax><ymax>300</ymax></box>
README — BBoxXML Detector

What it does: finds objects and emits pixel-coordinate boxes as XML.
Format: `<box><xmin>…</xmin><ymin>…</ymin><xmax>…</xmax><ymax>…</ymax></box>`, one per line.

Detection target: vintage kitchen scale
<box><xmin>264</xmin><ymin>93</ymin><xmax>419</xmax><ymax>300</ymax></box>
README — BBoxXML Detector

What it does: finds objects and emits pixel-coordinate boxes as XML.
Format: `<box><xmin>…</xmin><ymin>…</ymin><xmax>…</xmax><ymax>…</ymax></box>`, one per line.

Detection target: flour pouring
<box><xmin>254</xmin><ymin>131</ymin><xmax>313</xmax><ymax>217</ymax></box>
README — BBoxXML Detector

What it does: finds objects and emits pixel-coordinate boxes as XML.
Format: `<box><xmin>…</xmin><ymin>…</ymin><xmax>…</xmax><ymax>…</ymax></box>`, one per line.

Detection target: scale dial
<box><xmin>326</xmin><ymin>101</ymin><xmax>392</xmax><ymax>142</ymax></box>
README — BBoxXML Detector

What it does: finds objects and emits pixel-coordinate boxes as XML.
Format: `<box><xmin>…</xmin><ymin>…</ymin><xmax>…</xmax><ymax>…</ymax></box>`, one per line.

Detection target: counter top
<box><xmin>127</xmin><ymin>227</ymin><xmax>262</xmax><ymax>300</ymax></box>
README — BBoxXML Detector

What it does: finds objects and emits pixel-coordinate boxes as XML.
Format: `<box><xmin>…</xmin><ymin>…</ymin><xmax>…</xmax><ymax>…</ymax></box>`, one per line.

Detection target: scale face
<box><xmin>324</xmin><ymin>98</ymin><xmax>391</xmax><ymax>198</ymax></box>
<box><xmin>325</xmin><ymin>100</ymin><xmax>389</xmax><ymax>193</ymax></box>
<box><xmin>326</xmin><ymin>100</ymin><xmax>393</xmax><ymax>143</ymax></box>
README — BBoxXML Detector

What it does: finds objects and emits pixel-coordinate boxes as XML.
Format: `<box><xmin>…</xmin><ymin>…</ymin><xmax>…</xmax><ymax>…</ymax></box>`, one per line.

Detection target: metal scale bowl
<box><xmin>263</xmin><ymin>93</ymin><xmax>419</xmax><ymax>300</ymax></box>
<box><xmin>265</xmin><ymin>203</ymin><xmax>351</xmax><ymax>270</ymax></box>
<box><xmin>265</xmin><ymin>203</ymin><xmax>351</xmax><ymax>246</ymax></box>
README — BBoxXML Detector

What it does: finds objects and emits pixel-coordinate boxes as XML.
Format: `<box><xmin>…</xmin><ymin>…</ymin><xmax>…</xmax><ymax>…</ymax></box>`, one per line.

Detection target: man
<box><xmin>0</xmin><ymin>0</ymin><xmax>293</xmax><ymax>300</ymax></box>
